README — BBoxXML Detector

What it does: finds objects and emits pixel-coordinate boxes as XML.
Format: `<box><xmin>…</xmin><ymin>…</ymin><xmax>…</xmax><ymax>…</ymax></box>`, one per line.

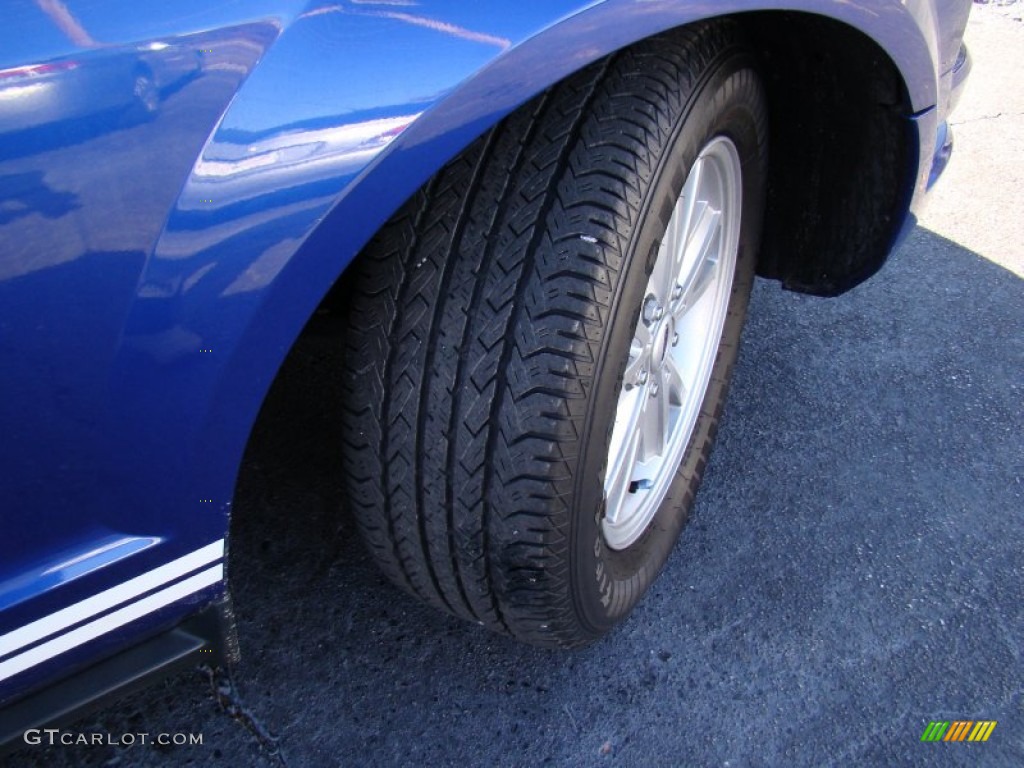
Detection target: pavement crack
<box><xmin>202</xmin><ymin>665</ymin><xmax>289</xmax><ymax>767</ymax></box>
<box><xmin>951</xmin><ymin>110</ymin><xmax>1024</xmax><ymax>125</ymax></box>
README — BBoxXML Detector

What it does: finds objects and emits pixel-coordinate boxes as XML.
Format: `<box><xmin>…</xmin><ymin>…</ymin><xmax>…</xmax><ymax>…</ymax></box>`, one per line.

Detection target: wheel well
<box><xmin>320</xmin><ymin>11</ymin><xmax>914</xmax><ymax>311</ymax></box>
<box><xmin>738</xmin><ymin>11</ymin><xmax>914</xmax><ymax>295</ymax></box>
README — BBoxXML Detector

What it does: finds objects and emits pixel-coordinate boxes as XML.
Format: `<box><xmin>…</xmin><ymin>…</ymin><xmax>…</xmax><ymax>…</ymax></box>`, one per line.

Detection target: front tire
<box><xmin>341</xmin><ymin>21</ymin><xmax>767</xmax><ymax>647</ymax></box>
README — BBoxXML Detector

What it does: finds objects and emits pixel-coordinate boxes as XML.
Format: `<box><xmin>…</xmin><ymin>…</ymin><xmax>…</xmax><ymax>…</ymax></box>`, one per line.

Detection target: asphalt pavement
<box><xmin>8</xmin><ymin>4</ymin><xmax>1023</xmax><ymax>767</ymax></box>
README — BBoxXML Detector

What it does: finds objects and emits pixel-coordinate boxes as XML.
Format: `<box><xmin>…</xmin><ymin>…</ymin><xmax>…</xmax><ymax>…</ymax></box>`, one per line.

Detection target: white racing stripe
<box><xmin>0</xmin><ymin>540</ymin><xmax>223</xmax><ymax>658</ymax></box>
<box><xmin>0</xmin><ymin>564</ymin><xmax>223</xmax><ymax>682</ymax></box>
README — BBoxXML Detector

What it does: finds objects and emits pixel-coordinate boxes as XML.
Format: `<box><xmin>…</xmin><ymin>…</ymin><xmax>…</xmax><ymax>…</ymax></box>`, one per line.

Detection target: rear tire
<box><xmin>341</xmin><ymin>21</ymin><xmax>767</xmax><ymax>647</ymax></box>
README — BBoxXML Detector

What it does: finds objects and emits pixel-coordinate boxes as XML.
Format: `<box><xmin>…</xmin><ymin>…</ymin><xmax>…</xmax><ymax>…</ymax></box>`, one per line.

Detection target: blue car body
<box><xmin>0</xmin><ymin>0</ymin><xmax>970</xmax><ymax>737</ymax></box>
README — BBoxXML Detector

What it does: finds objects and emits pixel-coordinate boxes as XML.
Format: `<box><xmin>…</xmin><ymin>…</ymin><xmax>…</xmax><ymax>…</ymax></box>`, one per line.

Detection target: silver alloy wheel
<box><xmin>602</xmin><ymin>136</ymin><xmax>743</xmax><ymax>550</ymax></box>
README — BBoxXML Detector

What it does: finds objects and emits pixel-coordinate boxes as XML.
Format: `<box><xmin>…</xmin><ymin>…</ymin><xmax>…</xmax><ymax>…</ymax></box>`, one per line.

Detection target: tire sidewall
<box><xmin>570</xmin><ymin>51</ymin><xmax>768</xmax><ymax>635</ymax></box>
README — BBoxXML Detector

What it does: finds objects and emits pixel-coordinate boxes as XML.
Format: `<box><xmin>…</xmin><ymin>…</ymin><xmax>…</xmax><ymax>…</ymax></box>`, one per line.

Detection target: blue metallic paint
<box><xmin>0</xmin><ymin>0</ymin><xmax>967</xmax><ymax>703</ymax></box>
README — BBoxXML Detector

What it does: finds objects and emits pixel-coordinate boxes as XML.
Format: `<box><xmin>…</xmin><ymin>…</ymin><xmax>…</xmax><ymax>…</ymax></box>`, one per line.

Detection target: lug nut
<box><xmin>672</xmin><ymin>284</ymin><xmax>683</xmax><ymax>300</ymax></box>
<box><xmin>637</xmin><ymin>369</ymin><xmax>648</xmax><ymax>385</ymax></box>
<box><xmin>642</xmin><ymin>295</ymin><xmax>663</xmax><ymax>325</ymax></box>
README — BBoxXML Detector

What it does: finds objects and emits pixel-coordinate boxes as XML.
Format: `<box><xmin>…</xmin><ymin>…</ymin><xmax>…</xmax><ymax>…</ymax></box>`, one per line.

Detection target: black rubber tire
<box><xmin>341</xmin><ymin>21</ymin><xmax>767</xmax><ymax>648</ymax></box>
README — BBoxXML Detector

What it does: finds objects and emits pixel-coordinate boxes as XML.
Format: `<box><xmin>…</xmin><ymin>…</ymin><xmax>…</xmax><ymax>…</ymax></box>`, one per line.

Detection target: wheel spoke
<box><xmin>665</xmin><ymin>159</ymin><xmax>705</xmax><ymax>290</ymax></box>
<box><xmin>662</xmin><ymin>353</ymin><xmax>686</xmax><ymax>403</ymax></box>
<box><xmin>677</xmin><ymin>156</ymin><xmax>705</xmax><ymax>255</ymax></box>
<box><xmin>659</xmin><ymin>377</ymin><xmax>673</xmax><ymax>451</ymax></box>
<box><xmin>674</xmin><ymin>204</ymin><xmax>721</xmax><ymax>317</ymax></box>
<box><xmin>604</xmin><ymin>415</ymin><xmax>642</xmax><ymax>523</ymax></box>
<box><xmin>666</xmin><ymin>191</ymin><xmax>687</xmax><ymax>273</ymax></box>
<box><xmin>639</xmin><ymin>383</ymin><xmax>670</xmax><ymax>462</ymax></box>
<box><xmin>648</xmin><ymin>240</ymin><xmax>674</xmax><ymax>305</ymax></box>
